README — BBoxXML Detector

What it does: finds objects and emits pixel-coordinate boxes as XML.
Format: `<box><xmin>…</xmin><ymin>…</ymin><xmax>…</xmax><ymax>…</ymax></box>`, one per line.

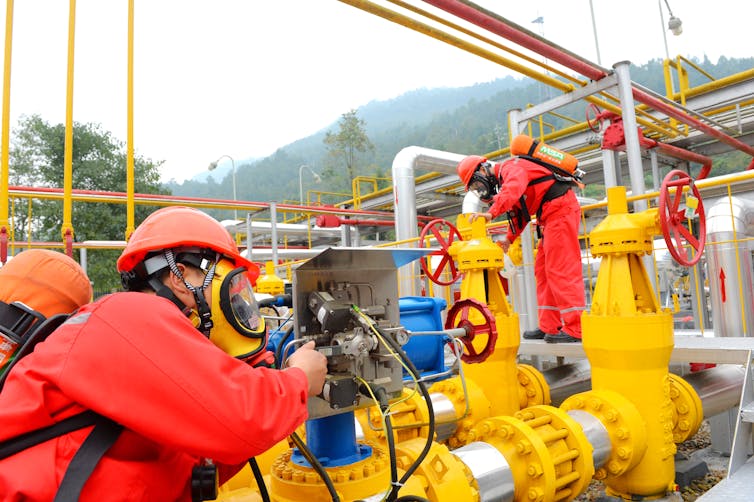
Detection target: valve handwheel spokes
<box><xmin>586</xmin><ymin>103</ymin><xmax>603</xmax><ymax>134</ymax></box>
<box><xmin>418</xmin><ymin>218</ymin><xmax>462</xmax><ymax>286</ymax></box>
<box><xmin>659</xmin><ymin>169</ymin><xmax>706</xmax><ymax>267</ymax></box>
<box><xmin>444</xmin><ymin>298</ymin><xmax>497</xmax><ymax>364</ymax></box>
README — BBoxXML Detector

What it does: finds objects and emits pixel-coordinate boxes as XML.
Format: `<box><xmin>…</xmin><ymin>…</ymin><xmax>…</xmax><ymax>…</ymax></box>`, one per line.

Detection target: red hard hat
<box><xmin>117</xmin><ymin>206</ymin><xmax>259</xmax><ymax>283</ymax></box>
<box><xmin>457</xmin><ymin>155</ymin><xmax>488</xmax><ymax>189</ymax></box>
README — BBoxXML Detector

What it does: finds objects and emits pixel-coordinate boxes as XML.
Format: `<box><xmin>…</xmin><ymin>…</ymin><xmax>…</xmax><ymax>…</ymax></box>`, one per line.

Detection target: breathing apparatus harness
<box><xmin>0</xmin><ymin>303</ymin><xmax>126</xmax><ymax>502</ymax></box>
<box><xmin>482</xmin><ymin>156</ymin><xmax>581</xmax><ymax>239</ymax></box>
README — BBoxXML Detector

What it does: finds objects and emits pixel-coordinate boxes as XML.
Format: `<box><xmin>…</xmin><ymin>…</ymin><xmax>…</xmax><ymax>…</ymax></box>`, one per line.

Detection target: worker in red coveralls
<box><xmin>457</xmin><ymin>152</ymin><xmax>586</xmax><ymax>343</ymax></box>
<box><xmin>0</xmin><ymin>206</ymin><xmax>327</xmax><ymax>501</ymax></box>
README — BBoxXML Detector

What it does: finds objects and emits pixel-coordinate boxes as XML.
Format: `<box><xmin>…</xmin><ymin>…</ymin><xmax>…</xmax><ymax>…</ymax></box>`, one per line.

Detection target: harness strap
<box><xmin>0</xmin><ymin>410</ymin><xmax>101</xmax><ymax>459</ymax></box>
<box><xmin>53</xmin><ymin>417</ymin><xmax>123</xmax><ymax>502</ymax></box>
<box><xmin>0</xmin><ymin>301</ymin><xmax>44</xmax><ymax>341</ymax></box>
<box><xmin>0</xmin><ymin>410</ymin><xmax>123</xmax><ymax>502</ymax></box>
<box><xmin>536</xmin><ymin>179</ymin><xmax>572</xmax><ymax>222</ymax></box>
<box><xmin>504</xmin><ymin>174</ymin><xmax>571</xmax><ymax>235</ymax></box>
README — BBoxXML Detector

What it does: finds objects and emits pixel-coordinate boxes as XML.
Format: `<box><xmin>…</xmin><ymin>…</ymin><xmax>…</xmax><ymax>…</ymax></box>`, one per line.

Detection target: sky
<box><xmin>1</xmin><ymin>0</ymin><xmax>751</xmax><ymax>183</ymax></box>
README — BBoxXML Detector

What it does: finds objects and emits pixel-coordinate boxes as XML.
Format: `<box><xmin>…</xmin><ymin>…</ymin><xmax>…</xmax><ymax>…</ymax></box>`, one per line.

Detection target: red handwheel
<box><xmin>586</xmin><ymin>103</ymin><xmax>603</xmax><ymax>133</ymax></box>
<box><xmin>659</xmin><ymin>169</ymin><xmax>706</xmax><ymax>266</ymax></box>
<box><xmin>418</xmin><ymin>218</ymin><xmax>462</xmax><ymax>286</ymax></box>
<box><xmin>444</xmin><ymin>298</ymin><xmax>497</xmax><ymax>364</ymax></box>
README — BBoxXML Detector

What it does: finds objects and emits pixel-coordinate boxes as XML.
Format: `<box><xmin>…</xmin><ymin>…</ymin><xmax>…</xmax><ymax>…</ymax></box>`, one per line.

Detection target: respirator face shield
<box><xmin>207</xmin><ymin>259</ymin><xmax>267</xmax><ymax>360</ymax></box>
<box><xmin>467</xmin><ymin>162</ymin><xmax>498</xmax><ymax>202</ymax></box>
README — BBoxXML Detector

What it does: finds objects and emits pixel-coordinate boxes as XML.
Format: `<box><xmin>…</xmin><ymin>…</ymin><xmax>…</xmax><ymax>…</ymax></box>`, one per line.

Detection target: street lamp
<box><xmin>208</xmin><ymin>155</ymin><xmax>237</xmax><ymax>220</ymax></box>
<box><xmin>659</xmin><ymin>0</ymin><xmax>683</xmax><ymax>60</ymax></box>
<box><xmin>298</xmin><ymin>164</ymin><xmax>322</xmax><ymax>205</ymax></box>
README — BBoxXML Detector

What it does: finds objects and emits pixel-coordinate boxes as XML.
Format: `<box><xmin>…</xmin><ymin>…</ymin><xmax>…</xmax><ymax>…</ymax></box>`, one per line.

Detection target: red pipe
<box><xmin>422</xmin><ymin>0</ymin><xmax>606</xmax><ymax>80</ymax></box>
<box><xmin>631</xmin><ymin>88</ymin><xmax>754</xmax><ymax>158</ymax></box>
<box><xmin>640</xmin><ymin>137</ymin><xmax>713</xmax><ymax>179</ymax></box>
<box><xmin>7</xmin><ymin>185</ymin><xmax>438</xmax><ymax>221</ymax></box>
<box><xmin>421</xmin><ymin>0</ymin><xmax>754</xmax><ymax>159</ymax></box>
<box><xmin>316</xmin><ymin>214</ymin><xmax>396</xmax><ymax>228</ymax></box>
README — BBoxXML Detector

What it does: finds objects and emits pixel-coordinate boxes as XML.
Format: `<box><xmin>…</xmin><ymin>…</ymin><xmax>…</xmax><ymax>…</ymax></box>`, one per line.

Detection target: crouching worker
<box><xmin>0</xmin><ymin>206</ymin><xmax>327</xmax><ymax>501</ymax></box>
<box><xmin>456</xmin><ymin>138</ymin><xmax>586</xmax><ymax>343</ymax></box>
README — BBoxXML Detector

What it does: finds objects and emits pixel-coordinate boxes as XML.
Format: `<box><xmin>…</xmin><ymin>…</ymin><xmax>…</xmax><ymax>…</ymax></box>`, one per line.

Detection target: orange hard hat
<box><xmin>457</xmin><ymin>155</ymin><xmax>488</xmax><ymax>189</ymax></box>
<box><xmin>0</xmin><ymin>249</ymin><xmax>92</xmax><ymax>318</ymax></box>
<box><xmin>117</xmin><ymin>206</ymin><xmax>259</xmax><ymax>283</ymax></box>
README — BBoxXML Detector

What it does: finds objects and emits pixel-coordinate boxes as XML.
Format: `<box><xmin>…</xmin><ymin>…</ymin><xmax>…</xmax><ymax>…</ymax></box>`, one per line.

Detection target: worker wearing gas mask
<box><xmin>0</xmin><ymin>206</ymin><xmax>327</xmax><ymax>501</ymax></box>
<box><xmin>457</xmin><ymin>152</ymin><xmax>585</xmax><ymax>344</ymax></box>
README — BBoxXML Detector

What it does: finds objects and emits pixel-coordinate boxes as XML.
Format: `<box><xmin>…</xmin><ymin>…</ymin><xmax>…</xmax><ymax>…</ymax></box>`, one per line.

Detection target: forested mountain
<box><xmin>166</xmin><ymin>56</ymin><xmax>753</xmax><ymax>209</ymax></box>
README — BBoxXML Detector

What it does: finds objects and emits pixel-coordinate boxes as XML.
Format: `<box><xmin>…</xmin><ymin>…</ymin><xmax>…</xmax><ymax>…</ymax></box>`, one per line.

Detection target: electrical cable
<box><xmin>380</xmin><ymin>328</ymin><xmax>434</xmax><ymax>502</ymax></box>
<box><xmin>273</xmin><ymin>327</ymin><xmax>294</xmax><ymax>368</ymax></box>
<box><xmin>350</xmin><ymin>306</ymin><xmax>435</xmax><ymax>502</ymax></box>
<box><xmin>359</xmin><ymin>380</ymin><xmax>398</xmax><ymax>497</ymax></box>
<box><xmin>290</xmin><ymin>431</ymin><xmax>340</xmax><ymax>502</ymax></box>
<box><xmin>247</xmin><ymin>457</ymin><xmax>270</xmax><ymax>502</ymax></box>
<box><xmin>394</xmin><ymin>497</ymin><xmax>431</xmax><ymax>502</ymax></box>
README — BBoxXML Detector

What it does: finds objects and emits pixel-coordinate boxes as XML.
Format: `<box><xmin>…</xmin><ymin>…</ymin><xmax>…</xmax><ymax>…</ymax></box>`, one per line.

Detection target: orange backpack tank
<box><xmin>510</xmin><ymin>134</ymin><xmax>584</xmax><ymax>183</ymax></box>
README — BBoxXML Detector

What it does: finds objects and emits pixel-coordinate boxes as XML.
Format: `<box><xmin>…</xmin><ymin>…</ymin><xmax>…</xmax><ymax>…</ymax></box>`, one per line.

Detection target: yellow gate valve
<box><xmin>256</xmin><ymin>260</ymin><xmax>285</xmax><ymax>295</ymax></box>
<box><xmin>582</xmin><ymin>171</ymin><xmax>706</xmax><ymax>500</ymax></box>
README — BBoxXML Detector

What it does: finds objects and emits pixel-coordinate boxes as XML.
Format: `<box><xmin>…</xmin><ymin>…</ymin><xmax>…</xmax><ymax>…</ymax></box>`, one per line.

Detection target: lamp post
<box><xmin>208</xmin><ymin>155</ymin><xmax>237</xmax><ymax>220</ymax></box>
<box><xmin>298</xmin><ymin>164</ymin><xmax>322</xmax><ymax>205</ymax></box>
<box><xmin>659</xmin><ymin>0</ymin><xmax>683</xmax><ymax>61</ymax></box>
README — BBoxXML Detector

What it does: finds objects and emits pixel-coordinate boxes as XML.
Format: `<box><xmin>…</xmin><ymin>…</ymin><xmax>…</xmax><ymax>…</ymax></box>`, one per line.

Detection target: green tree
<box><xmin>8</xmin><ymin>114</ymin><xmax>168</xmax><ymax>294</ymax></box>
<box><xmin>323</xmin><ymin>110</ymin><xmax>375</xmax><ymax>193</ymax></box>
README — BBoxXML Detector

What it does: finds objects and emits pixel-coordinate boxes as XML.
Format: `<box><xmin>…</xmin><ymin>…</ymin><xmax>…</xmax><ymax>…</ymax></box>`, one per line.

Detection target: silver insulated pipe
<box><xmin>705</xmin><ymin>196</ymin><xmax>754</xmax><ymax>337</ymax></box>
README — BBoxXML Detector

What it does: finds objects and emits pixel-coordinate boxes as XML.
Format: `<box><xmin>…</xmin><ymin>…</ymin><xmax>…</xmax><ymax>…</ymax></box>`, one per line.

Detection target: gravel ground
<box><xmin>574</xmin><ymin>420</ymin><xmax>727</xmax><ymax>501</ymax></box>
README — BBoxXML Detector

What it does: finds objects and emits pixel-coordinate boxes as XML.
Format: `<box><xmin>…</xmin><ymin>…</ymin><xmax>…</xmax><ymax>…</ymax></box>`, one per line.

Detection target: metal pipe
<box><xmin>421</xmin><ymin>0</ymin><xmax>607</xmax><ymax>79</ymax></box>
<box><xmin>614</xmin><ymin>61</ymin><xmax>649</xmax><ymax>213</ymax></box>
<box><xmin>567</xmin><ymin>409</ymin><xmax>612</xmax><ymax>470</ymax></box>
<box><xmin>683</xmin><ymin>365</ymin><xmax>746</xmax><ymax>418</ymax></box>
<box><xmin>631</xmin><ymin>85</ymin><xmax>754</xmax><ymax>158</ymax></box>
<box><xmin>391</xmin><ymin>146</ymin><xmax>465</xmax><ymax>296</ymax></box>
<box><xmin>640</xmin><ymin>137</ymin><xmax>713</xmax><ymax>179</ymax></box>
<box><xmin>452</xmin><ymin>441</ymin><xmax>514</xmax><ymax>502</ymax></box>
<box><xmin>541</xmin><ymin>360</ymin><xmax>592</xmax><ymax>407</ymax></box>
<box><xmin>5</xmin><ymin>185</ymin><xmax>405</xmax><ymax>219</ymax></box>
<box><xmin>420</xmin><ymin>0</ymin><xmax>754</xmax><ymax>160</ymax></box>
<box><xmin>706</xmin><ymin>196</ymin><xmax>754</xmax><ymax>337</ymax></box>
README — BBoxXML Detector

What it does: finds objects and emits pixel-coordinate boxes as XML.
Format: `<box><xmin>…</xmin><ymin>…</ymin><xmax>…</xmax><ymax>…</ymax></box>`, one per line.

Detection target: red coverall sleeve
<box><xmin>487</xmin><ymin>159</ymin><xmax>529</xmax><ymax>243</ymax></box>
<box><xmin>53</xmin><ymin>293</ymin><xmax>310</xmax><ymax>465</ymax></box>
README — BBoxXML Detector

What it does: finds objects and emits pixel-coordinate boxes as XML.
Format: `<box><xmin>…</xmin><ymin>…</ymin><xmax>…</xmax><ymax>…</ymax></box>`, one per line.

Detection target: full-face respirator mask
<box><xmin>467</xmin><ymin>162</ymin><xmax>499</xmax><ymax>202</ymax></box>
<box><xmin>206</xmin><ymin>259</ymin><xmax>267</xmax><ymax>360</ymax></box>
<box><xmin>132</xmin><ymin>249</ymin><xmax>268</xmax><ymax>363</ymax></box>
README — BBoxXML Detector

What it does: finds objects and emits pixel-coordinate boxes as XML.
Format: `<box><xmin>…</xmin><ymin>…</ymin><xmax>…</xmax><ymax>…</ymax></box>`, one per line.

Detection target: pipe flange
<box><xmin>270</xmin><ymin>443</ymin><xmax>389</xmax><ymax>501</ymax></box>
<box><xmin>668</xmin><ymin>374</ymin><xmax>704</xmax><ymax>443</ymax></box>
<box><xmin>429</xmin><ymin>377</ymin><xmax>492</xmax><ymax>449</ymax></box>
<box><xmin>517</xmin><ymin>363</ymin><xmax>551</xmax><ymax>408</ymax></box>
<box><xmin>465</xmin><ymin>410</ymin><xmax>590</xmax><ymax>502</ymax></box>
<box><xmin>561</xmin><ymin>389</ymin><xmax>648</xmax><ymax>480</ymax></box>
<box><xmin>514</xmin><ymin>405</ymin><xmax>595</xmax><ymax>498</ymax></box>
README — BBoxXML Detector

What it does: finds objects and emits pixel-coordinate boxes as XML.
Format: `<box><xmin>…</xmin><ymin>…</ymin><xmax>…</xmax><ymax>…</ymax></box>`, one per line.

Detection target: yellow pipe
<box><xmin>386</xmin><ymin>0</ymin><xmax>582</xmax><ymax>86</ymax></box>
<box><xmin>61</xmin><ymin>0</ymin><xmax>76</xmax><ymax>247</ymax></box>
<box><xmin>126</xmin><ymin>0</ymin><xmax>135</xmax><ymax>240</ymax></box>
<box><xmin>0</xmin><ymin>0</ymin><xmax>13</xmax><ymax>234</ymax></box>
<box><xmin>338</xmin><ymin>0</ymin><xmax>575</xmax><ymax>92</ymax></box>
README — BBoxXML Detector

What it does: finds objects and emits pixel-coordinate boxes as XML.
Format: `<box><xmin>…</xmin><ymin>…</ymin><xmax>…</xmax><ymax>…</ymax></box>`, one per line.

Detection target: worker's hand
<box><xmin>498</xmin><ymin>236</ymin><xmax>511</xmax><ymax>253</ymax></box>
<box><xmin>286</xmin><ymin>341</ymin><xmax>327</xmax><ymax>396</ymax></box>
<box><xmin>470</xmin><ymin>212</ymin><xmax>493</xmax><ymax>223</ymax></box>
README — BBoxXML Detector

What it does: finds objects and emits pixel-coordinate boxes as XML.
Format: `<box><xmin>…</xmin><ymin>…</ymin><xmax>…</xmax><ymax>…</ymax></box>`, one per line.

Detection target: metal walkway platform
<box><xmin>519</xmin><ymin>334</ymin><xmax>754</xmax><ymax>364</ymax></box>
